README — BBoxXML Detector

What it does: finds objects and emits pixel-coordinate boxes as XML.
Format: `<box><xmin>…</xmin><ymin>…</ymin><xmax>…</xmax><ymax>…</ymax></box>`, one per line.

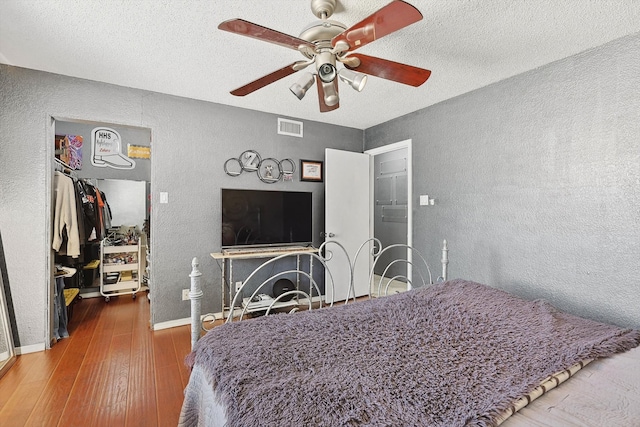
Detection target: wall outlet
<box><xmin>182</xmin><ymin>289</ymin><xmax>190</xmax><ymax>301</ymax></box>
<box><xmin>235</xmin><ymin>281</ymin><xmax>243</xmax><ymax>293</ymax></box>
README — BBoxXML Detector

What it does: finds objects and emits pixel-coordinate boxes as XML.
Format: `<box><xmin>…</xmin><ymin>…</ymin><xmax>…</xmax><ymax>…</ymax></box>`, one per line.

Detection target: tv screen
<box><xmin>221</xmin><ymin>189</ymin><xmax>313</xmax><ymax>249</ymax></box>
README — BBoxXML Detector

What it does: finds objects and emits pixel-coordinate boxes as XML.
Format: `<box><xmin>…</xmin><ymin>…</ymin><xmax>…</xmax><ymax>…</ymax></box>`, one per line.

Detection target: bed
<box><xmin>180</xmin><ymin>240</ymin><xmax>640</xmax><ymax>427</ymax></box>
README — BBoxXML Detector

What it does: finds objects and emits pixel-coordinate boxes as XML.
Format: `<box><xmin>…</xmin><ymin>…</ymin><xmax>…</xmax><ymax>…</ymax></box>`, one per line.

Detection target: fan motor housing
<box><xmin>299</xmin><ymin>19</ymin><xmax>346</xmax><ymax>46</ymax></box>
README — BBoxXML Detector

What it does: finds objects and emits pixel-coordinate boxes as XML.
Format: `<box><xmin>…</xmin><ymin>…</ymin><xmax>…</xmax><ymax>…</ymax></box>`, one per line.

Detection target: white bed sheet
<box><xmin>502</xmin><ymin>345</ymin><xmax>640</xmax><ymax>427</ymax></box>
<box><xmin>180</xmin><ymin>346</ymin><xmax>640</xmax><ymax>427</ymax></box>
<box><xmin>179</xmin><ymin>364</ymin><xmax>227</xmax><ymax>427</ymax></box>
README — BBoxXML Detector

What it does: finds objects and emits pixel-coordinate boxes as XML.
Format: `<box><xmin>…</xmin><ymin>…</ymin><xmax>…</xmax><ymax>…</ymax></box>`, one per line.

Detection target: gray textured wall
<box><xmin>366</xmin><ymin>33</ymin><xmax>640</xmax><ymax>328</ymax></box>
<box><xmin>0</xmin><ymin>65</ymin><xmax>363</xmax><ymax>347</ymax></box>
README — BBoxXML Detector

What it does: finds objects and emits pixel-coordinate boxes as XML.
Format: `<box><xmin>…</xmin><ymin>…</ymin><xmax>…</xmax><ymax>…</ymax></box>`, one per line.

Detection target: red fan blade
<box><xmin>331</xmin><ymin>1</ymin><xmax>422</xmax><ymax>52</ymax></box>
<box><xmin>345</xmin><ymin>54</ymin><xmax>431</xmax><ymax>87</ymax></box>
<box><xmin>219</xmin><ymin>19</ymin><xmax>315</xmax><ymax>51</ymax></box>
<box><xmin>316</xmin><ymin>79</ymin><xmax>340</xmax><ymax>112</ymax></box>
<box><xmin>230</xmin><ymin>63</ymin><xmax>300</xmax><ymax>96</ymax></box>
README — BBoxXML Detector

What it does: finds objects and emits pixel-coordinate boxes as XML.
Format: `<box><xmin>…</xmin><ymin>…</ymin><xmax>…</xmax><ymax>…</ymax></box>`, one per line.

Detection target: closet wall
<box><xmin>55</xmin><ymin>121</ymin><xmax>151</xmax><ymax>182</ymax></box>
<box><xmin>95</xmin><ymin>179</ymin><xmax>147</xmax><ymax>232</ymax></box>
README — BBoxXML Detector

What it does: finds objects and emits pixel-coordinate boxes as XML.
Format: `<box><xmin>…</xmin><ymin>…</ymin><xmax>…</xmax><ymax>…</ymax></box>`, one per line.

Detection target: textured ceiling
<box><xmin>1</xmin><ymin>0</ymin><xmax>639</xmax><ymax>129</ymax></box>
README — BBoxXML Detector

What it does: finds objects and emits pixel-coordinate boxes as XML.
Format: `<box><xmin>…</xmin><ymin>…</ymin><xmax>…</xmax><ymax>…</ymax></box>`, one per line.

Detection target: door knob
<box><xmin>321</xmin><ymin>232</ymin><xmax>336</xmax><ymax>238</ymax></box>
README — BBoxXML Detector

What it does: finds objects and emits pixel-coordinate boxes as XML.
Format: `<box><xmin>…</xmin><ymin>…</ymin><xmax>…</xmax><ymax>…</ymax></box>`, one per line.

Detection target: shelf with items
<box><xmin>82</xmin><ymin>258</ymin><xmax>101</xmax><ymax>287</ymax></box>
<box><xmin>100</xmin><ymin>239</ymin><xmax>142</xmax><ymax>302</ymax></box>
<box><xmin>139</xmin><ymin>232</ymin><xmax>150</xmax><ymax>301</ymax></box>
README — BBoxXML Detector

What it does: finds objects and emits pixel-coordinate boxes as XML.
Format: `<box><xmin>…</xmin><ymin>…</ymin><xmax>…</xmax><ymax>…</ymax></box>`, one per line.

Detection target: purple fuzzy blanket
<box><xmin>184</xmin><ymin>280</ymin><xmax>640</xmax><ymax>426</ymax></box>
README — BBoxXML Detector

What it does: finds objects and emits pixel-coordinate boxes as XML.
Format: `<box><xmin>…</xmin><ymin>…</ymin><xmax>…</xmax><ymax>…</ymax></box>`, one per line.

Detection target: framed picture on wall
<box><xmin>300</xmin><ymin>160</ymin><xmax>323</xmax><ymax>182</ymax></box>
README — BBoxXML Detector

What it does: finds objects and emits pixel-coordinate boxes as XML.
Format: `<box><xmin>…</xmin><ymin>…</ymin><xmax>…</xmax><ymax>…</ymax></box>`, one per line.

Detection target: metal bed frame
<box><xmin>187</xmin><ymin>239</ymin><xmax>449</xmax><ymax>349</ymax></box>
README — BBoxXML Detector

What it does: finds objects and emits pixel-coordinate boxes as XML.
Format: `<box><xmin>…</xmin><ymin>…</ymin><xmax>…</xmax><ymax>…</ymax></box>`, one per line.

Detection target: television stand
<box><xmin>211</xmin><ymin>246</ymin><xmax>318</xmax><ymax>319</ymax></box>
<box><xmin>220</xmin><ymin>245</ymin><xmax>313</xmax><ymax>257</ymax></box>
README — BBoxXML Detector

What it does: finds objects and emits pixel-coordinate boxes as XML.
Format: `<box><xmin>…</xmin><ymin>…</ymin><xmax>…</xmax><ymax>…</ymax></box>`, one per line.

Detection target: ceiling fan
<box><xmin>218</xmin><ymin>0</ymin><xmax>431</xmax><ymax>112</ymax></box>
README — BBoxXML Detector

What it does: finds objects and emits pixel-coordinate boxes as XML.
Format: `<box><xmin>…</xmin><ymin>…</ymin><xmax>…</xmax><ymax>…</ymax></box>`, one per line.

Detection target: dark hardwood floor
<box><xmin>0</xmin><ymin>292</ymin><xmax>194</xmax><ymax>427</ymax></box>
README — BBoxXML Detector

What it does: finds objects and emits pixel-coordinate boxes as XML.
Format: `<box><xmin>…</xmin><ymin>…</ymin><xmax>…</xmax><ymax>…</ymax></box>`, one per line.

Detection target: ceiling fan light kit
<box><xmin>290</xmin><ymin>72</ymin><xmax>316</xmax><ymax>100</ymax></box>
<box><xmin>316</xmin><ymin>50</ymin><xmax>338</xmax><ymax>83</ymax></box>
<box><xmin>218</xmin><ymin>0</ymin><xmax>431</xmax><ymax>112</ymax></box>
<box><xmin>321</xmin><ymin>80</ymin><xmax>339</xmax><ymax>107</ymax></box>
<box><xmin>338</xmin><ymin>68</ymin><xmax>367</xmax><ymax>92</ymax></box>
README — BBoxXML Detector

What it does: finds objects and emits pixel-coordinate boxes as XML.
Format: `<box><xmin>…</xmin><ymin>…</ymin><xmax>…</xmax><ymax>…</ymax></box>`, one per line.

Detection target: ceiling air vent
<box><xmin>278</xmin><ymin>118</ymin><xmax>303</xmax><ymax>138</ymax></box>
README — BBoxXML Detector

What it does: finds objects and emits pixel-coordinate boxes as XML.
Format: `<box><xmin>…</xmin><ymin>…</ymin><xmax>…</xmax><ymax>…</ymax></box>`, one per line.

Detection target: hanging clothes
<box><xmin>76</xmin><ymin>179</ymin><xmax>98</xmax><ymax>242</ymax></box>
<box><xmin>100</xmin><ymin>190</ymin><xmax>112</xmax><ymax>231</ymax></box>
<box><xmin>94</xmin><ymin>189</ymin><xmax>106</xmax><ymax>239</ymax></box>
<box><xmin>74</xmin><ymin>179</ymin><xmax>86</xmax><ymax>245</ymax></box>
<box><xmin>53</xmin><ymin>276</ymin><xmax>69</xmax><ymax>339</ymax></box>
<box><xmin>82</xmin><ymin>181</ymin><xmax>101</xmax><ymax>241</ymax></box>
<box><xmin>52</xmin><ymin>171</ymin><xmax>81</xmax><ymax>258</ymax></box>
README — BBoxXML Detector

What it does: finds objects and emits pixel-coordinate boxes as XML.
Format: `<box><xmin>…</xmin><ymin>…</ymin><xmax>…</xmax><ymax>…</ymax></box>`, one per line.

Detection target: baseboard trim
<box><xmin>16</xmin><ymin>342</ymin><xmax>46</xmax><ymax>355</ymax></box>
<box><xmin>79</xmin><ymin>291</ymin><xmax>102</xmax><ymax>298</ymax></box>
<box><xmin>152</xmin><ymin>317</ymin><xmax>193</xmax><ymax>330</ymax></box>
<box><xmin>80</xmin><ymin>286</ymin><xmax>149</xmax><ymax>300</ymax></box>
<box><xmin>152</xmin><ymin>310</ymin><xmax>229</xmax><ymax>330</ymax></box>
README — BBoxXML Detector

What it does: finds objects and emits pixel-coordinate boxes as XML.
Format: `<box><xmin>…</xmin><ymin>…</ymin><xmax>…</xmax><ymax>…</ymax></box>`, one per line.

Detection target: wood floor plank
<box><xmin>132</xmin><ymin>293</ymin><xmax>151</xmax><ymax>331</ymax></box>
<box><xmin>153</xmin><ymin>322</ymin><xmax>188</xmax><ymax>425</ymax></box>
<box><xmin>23</xmin><ymin>373</ymin><xmax>76</xmax><ymax>427</ymax></box>
<box><xmin>91</xmin><ymin>400</ymin><xmax>128</xmax><ymax>427</ymax></box>
<box><xmin>126</xmin><ymin>332</ymin><xmax>158</xmax><ymax>426</ymax></box>
<box><xmin>16</xmin><ymin>296</ymin><xmax>95</xmax><ymax>424</ymax></box>
<box><xmin>155</xmin><ymin>359</ymin><xmax>185</xmax><ymax>427</ymax></box>
<box><xmin>10</xmin><ymin>348</ymin><xmax>59</xmax><ymax>384</ymax></box>
<box><xmin>94</xmin><ymin>332</ymin><xmax>132</xmax><ymax>413</ymax></box>
<box><xmin>31</xmin><ymin>332</ymin><xmax>91</xmax><ymax>422</ymax></box>
<box><xmin>171</xmin><ymin>326</ymin><xmax>192</xmax><ymax>388</ymax></box>
<box><xmin>0</xmin><ymin>356</ymin><xmax>29</xmax><ymax>410</ymax></box>
<box><xmin>0</xmin><ymin>339</ymin><xmax>70</xmax><ymax>419</ymax></box>
<box><xmin>60</xmin><ymin>298</ymin><xmax>125</xmax><ymax>425</ymax></box>
<box><xmin>83</xmin><ymin>300</ymin><xmax>118</xmax><ymax>365</ymax></box>
<box><xmin>57</xmin><ymin>360</ymin><xmax>110</xmax><ymax>425</ymax></box>
<box><xmin>0</xmin><ymin>379</ymin><xmax>48</xmax><ymax>426</ymax></box>
<box><xmin>113</xmin><ymin>296</ymin><xmax>136</xmax><ymax>336</ymax></box>
<box><xmin>0</xmin><ymin>292</ymin><xmax>199</xmax><ymax>426</ymax></box>
<box><xmin>153</xmin><ymin>329</ymin><xmax>177</xmax><ymax>368</ymax></box>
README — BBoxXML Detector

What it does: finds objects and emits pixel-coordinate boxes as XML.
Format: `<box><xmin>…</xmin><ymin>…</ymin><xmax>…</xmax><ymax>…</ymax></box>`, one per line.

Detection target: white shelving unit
<box><xmin>142</xmin><ymin>233</ymin><xmax>151</xmax><ymax>302</ymax></box>
<box><xmin>100</xmin><ymin>239</ymin><xmax>142</xmax><ymax>302</ymax></box>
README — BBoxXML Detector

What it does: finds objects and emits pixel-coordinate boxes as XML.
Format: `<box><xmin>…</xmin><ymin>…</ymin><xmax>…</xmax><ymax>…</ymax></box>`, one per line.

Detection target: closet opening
<box><xmin>50</xmin><ymin>118</ymin><xmax>152</xmax><ymax>346</ymax></box>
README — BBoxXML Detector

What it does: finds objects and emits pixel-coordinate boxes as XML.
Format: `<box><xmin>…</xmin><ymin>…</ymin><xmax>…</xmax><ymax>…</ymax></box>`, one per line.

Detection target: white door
<box><xmin>324</xmin><ymin>148</ymin><xmax>371</xmax><ymax>303</ymax></box>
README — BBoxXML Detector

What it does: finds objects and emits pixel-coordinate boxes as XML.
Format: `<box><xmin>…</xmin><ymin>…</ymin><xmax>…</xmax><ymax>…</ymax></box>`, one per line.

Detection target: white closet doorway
<box><xmin>49</xmin><ymin>118</ymin><xmax>151</xmax><ymax>346</ymax></box>
<box><xmin>366</xmin><ymin>139</ymin><xmax>413</xmax><ymax>292</ymax></box>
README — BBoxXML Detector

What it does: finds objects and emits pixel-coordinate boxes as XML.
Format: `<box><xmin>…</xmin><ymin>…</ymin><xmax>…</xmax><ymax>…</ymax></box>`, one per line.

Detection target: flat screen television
<box><xmin>221</xmin><ymin>188</ymin><xmax>313</xmax><ymax>249</ymax></box>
